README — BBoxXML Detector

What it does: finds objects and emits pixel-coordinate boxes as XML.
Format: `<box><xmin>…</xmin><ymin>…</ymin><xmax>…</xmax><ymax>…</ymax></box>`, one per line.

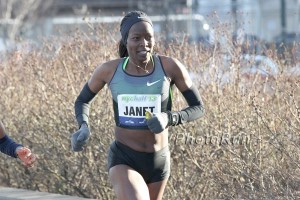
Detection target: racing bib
<box><xmin>117</xmin><ymin>94</ymin><xmax>161</xmax><ymax>127</ymax></box>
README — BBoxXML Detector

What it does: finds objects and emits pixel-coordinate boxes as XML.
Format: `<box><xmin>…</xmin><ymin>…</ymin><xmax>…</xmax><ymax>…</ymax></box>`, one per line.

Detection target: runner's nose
<box><xmin>140</xmin><ymin>38</ymin><xmax>148</xmax><ymax>47</ymax></box>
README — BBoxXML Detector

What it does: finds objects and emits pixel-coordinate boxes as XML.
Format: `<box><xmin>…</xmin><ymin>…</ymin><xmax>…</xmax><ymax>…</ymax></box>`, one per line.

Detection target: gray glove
<box><xmin>146</xmin><ymin>112</ymin><xmax>169</xmax><ymax>134</ymax></box>
<box><xmin>71</xmin><ymin>123</ymin><xmax>90</xmax><ymax>152</ymax></box>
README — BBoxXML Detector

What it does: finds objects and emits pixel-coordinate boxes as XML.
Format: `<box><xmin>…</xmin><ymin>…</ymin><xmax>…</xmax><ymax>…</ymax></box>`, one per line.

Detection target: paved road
<box><xmin>0</xmin><ymin>187</ymin><xmax>96</xmax><ymax>200</ymax></box>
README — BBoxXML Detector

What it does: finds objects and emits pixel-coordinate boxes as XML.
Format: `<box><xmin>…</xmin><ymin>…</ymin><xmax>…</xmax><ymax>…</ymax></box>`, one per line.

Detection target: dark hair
<box><xmin>118</xmin><ymin>40</ymin><xmax>128</xmax><ymax>58</ymax></box>
<box><xmin>118</xmin><ymin>10</ymin><xmax>153</xmax><ymax>58</ymax></box>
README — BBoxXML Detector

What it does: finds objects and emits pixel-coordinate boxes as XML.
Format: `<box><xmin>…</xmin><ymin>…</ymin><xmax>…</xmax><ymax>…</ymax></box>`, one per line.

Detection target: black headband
<box><xmin>120</xmin><ymin>11</ymin><xmax>153</xmax><ymax>45</ymax></box>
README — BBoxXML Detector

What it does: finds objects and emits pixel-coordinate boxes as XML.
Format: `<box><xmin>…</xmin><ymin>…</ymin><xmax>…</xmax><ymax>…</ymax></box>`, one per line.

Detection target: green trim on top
<box><xmin>123</xmin><ymin>57</ymin><xmax>129</xmax><ymax>70</ymax></box>
<box><xmin>122</xmin><ymin>55</ymin><xmax>153</xmax><ymax>71</ymax></box>
<box><xmin>169</xmin><ymin>87</ymin><xmax>173</xmax><ymax>101</ymax></box>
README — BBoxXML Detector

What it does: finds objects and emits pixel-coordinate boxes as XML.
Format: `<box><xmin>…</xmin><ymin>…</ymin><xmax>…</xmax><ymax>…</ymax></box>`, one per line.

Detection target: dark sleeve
<box><xmin>167</xmin><ymin>85</ymin><xmax>205</xmax><ymax>126</ymax></box>
<box><xmin>74</xmin><ymin>82</ymin><xmax>97</xmax><ymax>127</ymax></box>
<box><xmin>0</xmin><ymin>135</ymin><xmax>23</xmax><ymax>158</ymax></box>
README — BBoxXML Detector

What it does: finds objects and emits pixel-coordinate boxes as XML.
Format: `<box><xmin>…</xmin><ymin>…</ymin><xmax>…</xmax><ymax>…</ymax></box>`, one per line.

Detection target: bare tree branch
<box><xmin>0</xmin><ymin>0</ymin><xmax>54</xmax><ymax>48</ymax></box>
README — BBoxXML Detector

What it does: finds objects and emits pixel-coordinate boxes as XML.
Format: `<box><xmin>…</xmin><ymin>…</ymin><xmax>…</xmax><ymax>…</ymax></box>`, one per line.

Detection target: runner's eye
<box><xmin>145</xmin><ymin>36</ymin><xmax>152</xmax><ymax>41</ymax></box>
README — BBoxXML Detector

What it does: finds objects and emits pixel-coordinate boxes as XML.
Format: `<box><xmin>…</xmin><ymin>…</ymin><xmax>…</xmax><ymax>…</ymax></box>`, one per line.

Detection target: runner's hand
<box><xmin>16</xmin><ymin>147</ymin><xmax>36</xmax><ymax>167</ymax></box>
<box><xmin>146</xmin><ymin>112</ymin><xmax>169</xmax><ymax>134</ymax></box>
<box><xmin>71</xmin><ymin>123</ymin><xmax>90</xmax><ymax>152</ymax></box>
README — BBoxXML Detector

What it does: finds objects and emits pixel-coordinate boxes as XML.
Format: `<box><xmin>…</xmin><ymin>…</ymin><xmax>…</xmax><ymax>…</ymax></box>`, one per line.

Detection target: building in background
<box><xmin>1</xmin><ymin>0</ymin><xmax>300</xmax><ymax>52</ymax></box>
<box><xmin>198</xmin><ymin>0</ymin><xmax>300</xmax><ymax>42</ymax></box>
<box><xmin>45</xmin><ymin>0</ymin><xmax>300</xmax><ymax>42</ymax></box>
<box><xmin>43</xmin><ymin>0</ymin><xmax>209</xmax><ymax>43</ymax></box>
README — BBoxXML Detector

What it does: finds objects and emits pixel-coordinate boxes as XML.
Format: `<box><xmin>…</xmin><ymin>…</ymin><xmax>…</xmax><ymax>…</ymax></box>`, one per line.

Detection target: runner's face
<box><xmin>127</xmin><ymin>21</ymin><xmax>154</xmax><ymax>63</ymax></box>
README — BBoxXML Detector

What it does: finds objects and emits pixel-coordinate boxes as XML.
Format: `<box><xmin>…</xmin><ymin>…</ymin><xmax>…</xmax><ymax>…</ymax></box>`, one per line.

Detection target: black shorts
<box><xmin>108</xmin><ymin>140</ymin><xmax>170</xmax><ymax>184</ymax></box>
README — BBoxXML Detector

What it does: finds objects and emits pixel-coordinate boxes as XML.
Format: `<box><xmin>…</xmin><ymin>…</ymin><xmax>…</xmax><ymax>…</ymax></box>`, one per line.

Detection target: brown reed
<box><xmin>0</xmin><ymin>21</ymin><xmax>299</xmax><ymax>200</ymax></box>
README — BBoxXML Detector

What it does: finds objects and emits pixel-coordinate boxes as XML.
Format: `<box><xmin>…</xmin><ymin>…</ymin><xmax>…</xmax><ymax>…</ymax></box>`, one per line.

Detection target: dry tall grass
<box><xmin>0</xmin><ymin>23</ymin><xmax>299</xmax><ymax>200</ymax></box>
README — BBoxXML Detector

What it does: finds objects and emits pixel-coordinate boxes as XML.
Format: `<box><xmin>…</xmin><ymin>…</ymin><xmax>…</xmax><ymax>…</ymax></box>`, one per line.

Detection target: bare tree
<box><xmin>0</xmin><ymin>0</ymin><xmax>54</xmax><ymax>49</ymax></box>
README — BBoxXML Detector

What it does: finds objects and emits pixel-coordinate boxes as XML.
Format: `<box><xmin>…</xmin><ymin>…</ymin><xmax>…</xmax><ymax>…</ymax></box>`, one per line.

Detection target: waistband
<box><xmin>115</xmin><ymin>140</ymin><xmax>169</xmax><ymax>156</ymax></box>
